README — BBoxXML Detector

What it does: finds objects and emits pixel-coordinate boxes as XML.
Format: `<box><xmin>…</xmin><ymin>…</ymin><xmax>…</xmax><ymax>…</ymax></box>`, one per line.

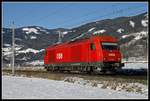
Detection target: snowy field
<box><xmin>122</xmin><ymin>63</ymin><xmax>148</xmax><ymax>69</ymax></box>
<box><xmin>2</xmin><ymin>75</ymin><xmax>148</xmax><ymax>99</ymax></box>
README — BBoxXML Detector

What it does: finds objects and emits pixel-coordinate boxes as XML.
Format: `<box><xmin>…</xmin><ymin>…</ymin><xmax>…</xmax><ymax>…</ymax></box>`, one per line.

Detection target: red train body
<box><xmin>44</xmin><ymin>35</ymin><xmax>124</xmax><ymax>73</ymax></box>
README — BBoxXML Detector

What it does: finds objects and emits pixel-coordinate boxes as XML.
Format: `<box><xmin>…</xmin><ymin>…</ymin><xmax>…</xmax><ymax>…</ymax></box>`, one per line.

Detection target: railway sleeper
<box><xmin>46</xmin><ymin>65</ymin><xmax>93</xmax><ymax>73</ymax></box>
<box><xmin>45</xmin><ymin>65</ymin><xmax>120</xmax><ymax>74</ymax></box>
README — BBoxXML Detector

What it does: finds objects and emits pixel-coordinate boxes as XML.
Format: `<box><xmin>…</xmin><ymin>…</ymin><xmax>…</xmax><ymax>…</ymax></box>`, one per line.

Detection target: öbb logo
<box><xmin>56</xmin><ymin>53</ymin><xmax>63</xmax><ymax>59</ymax></box>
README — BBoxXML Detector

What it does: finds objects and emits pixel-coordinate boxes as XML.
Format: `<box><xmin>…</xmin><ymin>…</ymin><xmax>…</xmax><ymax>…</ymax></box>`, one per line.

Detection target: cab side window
<box><xmin>90</xmin><ymin>43</ymin><xmax>96</xmax><ymax>50</ymax></box>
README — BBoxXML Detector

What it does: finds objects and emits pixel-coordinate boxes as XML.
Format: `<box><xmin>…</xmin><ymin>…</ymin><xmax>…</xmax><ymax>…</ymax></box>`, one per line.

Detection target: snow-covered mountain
<box><xmin>2</xmin><ymin>12</ymin><xmax>148</xmax><ymax>66</ymax></box>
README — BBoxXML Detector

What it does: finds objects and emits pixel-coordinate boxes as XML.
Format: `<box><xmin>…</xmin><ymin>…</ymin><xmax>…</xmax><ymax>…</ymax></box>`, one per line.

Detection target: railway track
<box><xmin>2</xmin><ymin>67</ymin><xmax>147</xmax><ymax>76</ymax></box>
<box><xmin>2</xmin><ymin>68</ymin><xmax>148</xmax><ymax>85</ymax></box>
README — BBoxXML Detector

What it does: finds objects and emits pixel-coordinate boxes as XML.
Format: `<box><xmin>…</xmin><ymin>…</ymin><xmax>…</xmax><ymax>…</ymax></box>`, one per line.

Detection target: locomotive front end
<box><xmin>98</xmin><ymin>36</ymin><xmax>124</xmax><ymax>71</ymax></box>
<box><xmin>101</xmin><ymin>42</ymin><xmax>124</xmax><ymax>69</ymax></box>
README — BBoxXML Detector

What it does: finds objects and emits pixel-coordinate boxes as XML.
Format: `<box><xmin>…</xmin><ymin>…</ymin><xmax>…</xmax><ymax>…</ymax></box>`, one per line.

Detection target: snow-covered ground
<box><xmin>64</xmin><ymin>77</ymin><xmax>148</xmax><ymax>95</ymax></box>
<box><xmin>121</xmin><ymin>31</ymin><xmax>147</xmax><ymax>41</ymax></box>
<box><xmin>93</xmin><ymin>29</ymin><xmax>106</xmax><ymax>34</ymax></box>
<box><xmin>117</xmin><ymin>28</ymin><xmax>124</xmax><ymax>33</ymax></box>
<box><xmin>25</xmin><ymin>60</ymin><xmax>44</xmax><ymax>66</ymax></box>
<box><xmin>129</xmin><ymin>20</ymin><xmax>135</xmax><ymax>28</ymax></box>
<box><xmin>122</xmin><ymin>63</ymin><xmax>148</xmax><ymax>69</ymax></box>
<box><xmin>2</xmin><ymin>75</ymin><xmax>148</xmax><ymax>99</ymax></box>
<box><xmin>17</xmin><ymin>48</ymin><xmax>45</xmax><ymax>54</ymax></box>
<box><xmin>22</xmin><ymin>28</ymin><xmax>39</xmax><ymax>34</ymax></box>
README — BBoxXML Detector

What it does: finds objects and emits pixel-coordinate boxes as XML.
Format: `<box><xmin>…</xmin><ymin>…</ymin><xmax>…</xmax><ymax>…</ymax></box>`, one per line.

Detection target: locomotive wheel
<box><xmin>101</xmin><ymin>70</ymin><xmax>106</xmax><ymax>73</ymax></box>
<box><xmin>109</xmin><ymin>69</ymin><xmax>117</xmax><ymax>74</ymax></box>
<box><xmin>45</xmin><ymin>66</ymin><xmax>51</xmax><ymax>71</ymax></box>
<box><xmin>87</xmin><ymin>66</ymin><xmax>93</xmax><ymax>74</ymax></box>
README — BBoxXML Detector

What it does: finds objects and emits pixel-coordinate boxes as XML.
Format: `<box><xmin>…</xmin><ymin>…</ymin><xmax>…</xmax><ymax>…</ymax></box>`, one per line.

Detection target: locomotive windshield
<box><xmin>101</xmin><ymin>42</ymin><xmax>118</xmax><ymax>50</ymax></box>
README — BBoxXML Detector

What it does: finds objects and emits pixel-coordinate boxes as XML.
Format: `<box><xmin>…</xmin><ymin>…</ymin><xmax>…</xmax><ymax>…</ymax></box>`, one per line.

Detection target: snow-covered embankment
<box><xmin>2</xmin><ymin>76</ymin><xmax>148</xmax><ymax>99</ymax></box>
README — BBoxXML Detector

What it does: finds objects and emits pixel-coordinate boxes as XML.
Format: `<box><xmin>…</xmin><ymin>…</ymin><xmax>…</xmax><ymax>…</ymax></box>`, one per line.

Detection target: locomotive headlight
<box><xmin>104</xmin><ymin>57</ymin><xmax>106</xmax><ymax>60</ymax></box>
<box><xmin>118</xmin><ymin>58</ymin><xmax>120</xmax><ymax>60</ymax></box>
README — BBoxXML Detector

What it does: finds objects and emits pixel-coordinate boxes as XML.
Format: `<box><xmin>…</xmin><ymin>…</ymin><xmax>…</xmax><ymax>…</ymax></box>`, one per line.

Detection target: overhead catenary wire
<box><xmin>84</xmin><ymin>9</ymin><xmax>146</xmax><ymax>41</ymax></box>
<box><xmin>57</xmin><ymin>5</ymin><xmax>147</xmax><ymax>28</ymax></box>
<box><xmin>49</xmin><ymin>4</ymin><xmax>119</xmax><ymax>28</ymax></box>
<box><xmin>52</xmin><ymin>5</ymin><xmax>147</xmax><ymax>41</ymax></box>
<box><xmin>18</xmin><ymin>6</ymin><xmax>146</xmax><ymax>45</ymax></box>
<box><xmin>18</xmin><ymin>3</ymin><xmax>115</xmax><ymax>28</ymax></box>
<box><xmin>7</xmin><ymin>3</ymin><xmax>147</xmax><ymax>29</ymax></box>
<box><xmin>5</xmin><ymin>4</ymin><xmax>147</xmax><ymax>44</ymax></box>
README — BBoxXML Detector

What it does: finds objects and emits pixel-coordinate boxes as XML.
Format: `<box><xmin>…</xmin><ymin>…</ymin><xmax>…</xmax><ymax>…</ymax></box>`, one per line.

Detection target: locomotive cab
<box><xmin>101</xmin><ymin>42</ymin><xmax>120</xmax><ymax>62</ymax></box>
<box><xmin>97</xmin><ymin>36</ymin><xmax>124</xmax><ymax>71</ymax></box>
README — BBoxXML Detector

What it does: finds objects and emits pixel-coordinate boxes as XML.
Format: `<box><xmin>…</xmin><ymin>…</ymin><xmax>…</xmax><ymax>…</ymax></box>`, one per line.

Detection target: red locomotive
<box><xmin>44</xmin><ymin>35</ymin><xmax>124</xmax><ymax>73</ymax></box>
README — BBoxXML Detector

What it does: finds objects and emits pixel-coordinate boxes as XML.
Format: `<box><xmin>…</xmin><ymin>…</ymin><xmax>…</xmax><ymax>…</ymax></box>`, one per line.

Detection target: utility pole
<box><xmin>2</xmin><ymin>28</ymin><xmax>3</xmax><ymax>68</ymax></box>
<box><xmin>11</xmin><ymin>21</ymin><xmax>15</xmax><ymax>76</ymax></box>
<box><xmin>58</xmin><ymin>31</ymin><xmax>62</xmax><ymax>43</ymax></box>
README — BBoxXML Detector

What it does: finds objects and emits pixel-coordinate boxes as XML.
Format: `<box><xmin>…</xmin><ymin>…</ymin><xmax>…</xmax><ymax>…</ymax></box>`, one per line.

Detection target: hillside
<box><xmin>2</xmin><ymin>12</ymin><xmax>148</xmax><ymax>66</ymax></box>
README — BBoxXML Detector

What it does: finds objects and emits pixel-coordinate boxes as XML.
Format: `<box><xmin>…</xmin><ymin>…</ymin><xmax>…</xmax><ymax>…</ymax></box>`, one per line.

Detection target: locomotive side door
<box><xmin>89</xmin><ymin>42</ymin><xmax>97</xmax><ymax>62</ymax></box>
